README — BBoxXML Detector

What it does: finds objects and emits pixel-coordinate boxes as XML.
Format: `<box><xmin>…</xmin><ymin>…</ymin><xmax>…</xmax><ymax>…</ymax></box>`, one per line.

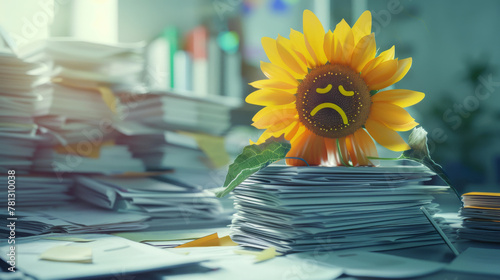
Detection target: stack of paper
<box><xmin>0</xmin><ymin>39</ymin><xmax>53</xmax><ymax>173</ymax></box>
<box><xmin>114</xmin><ymin>122</ymin><xmax>211</xmax><ymax>171</ymax></box>
<box><xmin>0</xmin><ymin>202</ymin><xmax>149</xmax><ymax>238</ymax></box>
<box><xmin>75</xmin><ymin>175</ymin><xmax>229</xmax><ymax>230</ymax></box>
<box><xmin>47</xmin><ymin>38</ymin><xmax>145</xmax><ymax>90</ymax></box>
<box><xmin>114</xmin><ymin>92</ymin><xmax>234</xmax><ymax>171</ymax></box>
<box><xmin>119</xmin><ymin>92</ymin><xmax>232</xmax><ymax>135</ymax></box>
<box><xmin>458</xmin><ymin>192</ymin><xmax>500</xmax><ymax>243</ymax></box>
<box><xmin>230</xmin><ymin>160</ymin><xmax>452</xmax><ymax>253</ymax></box>
<box><xmin>30</xmin><ymin>39</ymin><xmax>147</xmax><ymax>174</ymax></box>
<box><xmin>0</xmin><ymin>174</ymin><xmax>73</xmax><ymax>208</ymax></box>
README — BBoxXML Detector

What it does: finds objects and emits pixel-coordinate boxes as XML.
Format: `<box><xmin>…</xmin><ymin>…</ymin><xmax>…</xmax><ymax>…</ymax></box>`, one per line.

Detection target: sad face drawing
<box><xmin>296</xmin><ymin>64</ymin><xmax>372</xmax><ymax>138</ymax></box>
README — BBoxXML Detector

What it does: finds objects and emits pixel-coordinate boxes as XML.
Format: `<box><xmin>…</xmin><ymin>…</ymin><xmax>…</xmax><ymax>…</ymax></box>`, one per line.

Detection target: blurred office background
<box><xmin>1</xmin><ymin>0</ymin><xmax>499</xmax><ymax>194</ymax></box>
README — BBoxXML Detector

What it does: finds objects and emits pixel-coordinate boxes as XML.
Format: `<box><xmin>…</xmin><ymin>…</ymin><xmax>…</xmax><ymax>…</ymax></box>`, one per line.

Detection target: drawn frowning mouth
<box><xmin>310</xmin><ymin>103</ymin><xmax>348</xmax><ymax>124</ymax></box>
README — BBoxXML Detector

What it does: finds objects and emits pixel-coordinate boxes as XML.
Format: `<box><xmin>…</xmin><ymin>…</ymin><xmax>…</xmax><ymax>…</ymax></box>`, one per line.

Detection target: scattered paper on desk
<box><xmin>113</xmin><ymin>230</ymin><xmax>206</xmax><ymax>243</ymax></box>
<box><xmin>175</xmin><ymin>233</ymin><xmax>238</xmax><ymax>248</ymax></box>
<box><xmin>446</xmin><ymin>247</ymin><xmax>500</xmax><ymax>276</ymax></box>
<box><xmin>43</xmin><ymin>237</ymin><xmax>95</xmax><ymax>243</ymax></box>
<box><xmin>234</xmin><ymin>247</ymin><xmax>282</xmax><ymax>263</ymax></box>
<box><xmin>39</xmin><ymin>246</ymin><xmax>92</xmax><ymax>263</ymax></box>
<box><xmin>294</xmin><ymin>251</ymin><xmax>445</xmax><ymax>279</ymax></box>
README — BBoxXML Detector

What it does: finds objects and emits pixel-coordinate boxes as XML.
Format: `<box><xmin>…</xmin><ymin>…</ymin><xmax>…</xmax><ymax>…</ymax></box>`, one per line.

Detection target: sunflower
<box><xmin>246</xmin><ymin>10</ymin><xmax>425</xmax><ymax>167</ymax></box>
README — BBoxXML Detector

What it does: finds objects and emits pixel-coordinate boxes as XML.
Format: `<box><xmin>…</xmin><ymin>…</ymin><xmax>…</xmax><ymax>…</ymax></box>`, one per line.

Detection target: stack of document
<box><xmin>459</xmin><ymin>192</ymin><xmax>500</xmax><ymax>243</ymax></box>
<box><xmin>0</xmin><ymin>202</ymin><xmax>149</xmax><ymax>238</ymax></box>
<box><xmin>119</xmin><ymin>92</ymin><xmax>232</xmax><ymax>135</ymax></box>
<box><xmin>0</xmin><ymin>174</ymin><xmax>74</xmax><ymax>208</ymax></box>
<box><xmin>114</xmin><ymin>122</ymin><xmax>211</xmax><ymax>171</ymax></box>
<box><xmin>0</xmin><ymin>39</ymin><xmax>53</xmax><ymax>173</ymax></box>
<box><xmin>115</xmin><ymin>92</ymin><xmax>234</xmax><ymax>171</ymax></box>
<box><xmin>230</xmin><ymin>160</ymin><xmax>452</xmax><ymax>253</ymax></box>
<box><xmin>30</xmin><ymin>39</ymin><xmax>147</xmax><ymax>174</ymax></box>
<box><xmin>75</xmin><ymin>175</ymin><xmax>229</xmax><ymax>230</ymax></box>
<box><xmin>47</xmin><ymin>38</ymin><xmax>145</xmax><ymax>90</ymax></box>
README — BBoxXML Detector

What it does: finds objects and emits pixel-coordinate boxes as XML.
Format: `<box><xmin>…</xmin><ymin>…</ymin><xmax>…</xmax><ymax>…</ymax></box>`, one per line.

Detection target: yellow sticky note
<box><xmin>53</xmin><ymin>140</ymin><xmax>114</xmax><ymax>159</ymax></box>
<box><xmin>234</xmin><ymin>247</ymin><xmax>282</xmax><ymax>262</ymax></box>
<box><xmin>98</xmin><ymin>86</ymin><xmax>118</xmax><ymax>114</ymax></box>
<box><xmin>179</xmin><ymin>132</ymin><xmax>230</xmax><ymax>168</ymax></box>
<box><xmin>43</xmin><ymin>237</ymin><xmax>94</xmax><ymax>243</ymax></box>
<box><xmin>255</xmin><ymin>247</ymin><xmax>280</xmax><ymax>262</ymax></box>
<box><xmin>175</xmin><ymin>233</ymin><xmax>220</xmax><ymax>248</ymax></box>
<box><xmin>39</xmin><ymin>246</ymin><xmax>92</xmax><ymax>263</ymax></box>
<box><xmin>174</xmin><ymin>233</ymin><xmax>238</xmax><ymax>248</ymax></box>
<box><xmin>218</xmin><ymin>235</ymin><xmax>238</xmax><ymax>246</ymax></box>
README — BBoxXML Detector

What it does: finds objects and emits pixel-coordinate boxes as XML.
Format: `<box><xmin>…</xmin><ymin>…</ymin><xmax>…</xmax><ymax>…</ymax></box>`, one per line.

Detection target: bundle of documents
<box><xmin>75</xmin><ymin>175</ymin><xmax>229</xmax><ymax>230</ymax></box>
<box><xmin>230</xmin><ymin>160</ymin><xmax>452</xmax><ymax>253</ymax></box>
<box><xmin>0</xmin><ymin>174</ymin><xmax>74</xmax><ymax>208</ymax></box>
<box><xmin>0</xmin><ymin>202</ymin><xmax>149</xmax><ymax>238</ymax></box>
<box><xmin>47</xmin><ymin>38</ymin><xmax>145</xmax><ymax>90</ymax></box>
<box><xmin>33</xmin><ymin>143</ymin><xmax>145</xmax><ymax>174</ymax></box>
<box><xmin>114</xmin><ymin>92</ymin><xmax>234</xmax><ymax>172</ymax></box>
<box><xmin>29</xmin><ymin>39</ymin><xmax>147</xmax><ymax>174</ymax></box>
<box><xmin>119</xmin><ymin>92</ymin><xmax>232</xmax><ymax>136</ymax></box>
<box><xmin>114</xmin><ymin>121</ymin><xmax>213</xmax><ymax>171</ymax></box>
<box><xmin>458</xmin><ymin>192</ymin><xmax>500</xmax><ymax>243</ymax></box>
<box><xmin>0</xmin><ymin>38</ymin><xmax>53</xmax><ymax>172</ymax></box>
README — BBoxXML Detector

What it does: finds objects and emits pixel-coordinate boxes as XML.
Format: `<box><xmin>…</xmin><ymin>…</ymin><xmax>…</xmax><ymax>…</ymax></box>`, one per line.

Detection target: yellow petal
<box><xmin>354</xmin><ymin>128</ymin><xmax>378</xmax><ymax>158</ymax></box>
<box><xmin>289</xmin><ymin>29</ymin><xmax>315</xmax><ymax>68</ymax></box>
<box><xmin>363</xmin><ymin>59</ymin><xmax>398</xmax><ymax>88</ymax></box>
<box><xmin>284</xmin><ymin>121</ymin><xmax>301</xmax><ymax>141</ymax></box>
<box><xmin>351</xmin><ymin>33</ymin><xmax>376</xmax><ymax>73</ymax></box>
<box><xmin>384</xmin><ymin>120</ymin><xmax>419</xmax><ymax>131</ymax></box>
<box><xmin>261</xmin><ymin>37</ymin><xmax>302</xmax><ymax>80</ymax></box>
<box><xmin>365</xmin><ymin>119</ymin><xmax>410</xmax><ymax>151</ymax></box>
<box><xmin>290</xmin><ymin>124</ymin><xmax>306</xmax><ymax>143</ymax></box>
<box><xmin>361</xmin><ymin>46</ymin><xmax>395</xmax><ymax>75</ymax></box>
<box><xmin>370</xmin><ymin>102</ymin><xmax>415</xmax><ymax>126</ymax></box>
<box><xmin>252</xmin><ymin>103</ymin><xmax>296</xmax><ymax>123</ymax></box>
<box><xmin>346</xmin><ymin>134</ymin><xmax>365</xmax><ymax>166</ymax></box>
<box><xmin>286</xmin><ymin>129</ymin><xmax>313</xmax><ymax>166</ymax></box>
<box><xmin>352</xmin><ymin>11</ymin><xmax>372</xmax><ymax>45</ymax></box>
<box><xmin>369</xmin><ymin>58</ymin><xmax>412</xmax><ymax>90</ymax></box>
<box><xmin>303</xmin><ymin>9</ymin><xmax>328</xmax><ymax>67</ymax></box>
<box><xmin>371</xmin><ymin>89</ymin><xmax>425</xmax><ymax>107</ymax></box>
<box><xmin>260</xmin><ymin>61</ymin><xmax>298</xmax><ymax>86</ymax></box>
<box><xmin>337</xmin><ymin>137</ymin><xmax>350</xmax><ymax>165</ymax></box>
<box><xmin>266</xmin><ymin>116</ymin><xmax>298</xmax><ymax>133</ymax></box>
<box><xmin>249</xmin><ymin>79</ymin><xmax>297</xmax><ymax>90</ymax></box>
<box><xmin>323</xmin><ymin>30</ymin><xmax>334</xmax><ymax>63</ymax></box>
<box><xmin>333</xmin><ymin>19</ymin><xmax>355</xmax><ymax>64</ymax></box>
<box><xmin>245</xmin><ymin>89</ymin><xmax>296</xmax><ymax>106</ymax></box>
<box><xmin>252</xmin><ymin>106</ymin><xmax>297</xmax><ymax>130</ymax></box>
<box><xmin>276</xmin><ymin>35</ymin><xmax>308</xmax><ymax>77</ymax></box>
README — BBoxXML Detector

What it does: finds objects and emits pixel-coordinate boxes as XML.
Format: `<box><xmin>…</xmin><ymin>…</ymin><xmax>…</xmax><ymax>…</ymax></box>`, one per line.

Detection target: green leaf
<box><xmin>216</xmin><ymin>139</ymin><xmax>291</xmax><ymax>198</ymax></box>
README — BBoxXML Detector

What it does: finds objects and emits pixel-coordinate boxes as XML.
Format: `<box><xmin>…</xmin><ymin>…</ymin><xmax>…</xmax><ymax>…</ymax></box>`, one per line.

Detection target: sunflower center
<box><xmin>296</xmin><ymin>64</ymin><xmax>371</xmax><ymax>138</ymax></box>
